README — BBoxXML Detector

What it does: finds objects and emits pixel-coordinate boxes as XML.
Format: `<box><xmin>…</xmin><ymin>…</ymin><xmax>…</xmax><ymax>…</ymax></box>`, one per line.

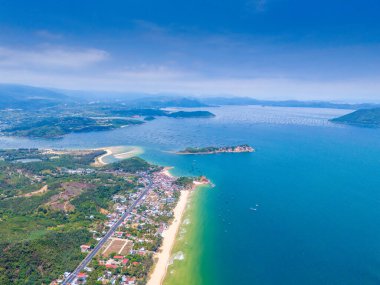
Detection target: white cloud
<box><xmin>0</xmin><ymin>40</ymin><xmax>380</xmax><ymax>102</ymax></box>
<box><xmin>1</xmin><ymin>64</ymin><xmax>380</xmax><ymax>102</ymax></box>
<box><xmin>0</xmin><ymin>46</ymin><xmax>109</xmax><ymax>69</ymax></box>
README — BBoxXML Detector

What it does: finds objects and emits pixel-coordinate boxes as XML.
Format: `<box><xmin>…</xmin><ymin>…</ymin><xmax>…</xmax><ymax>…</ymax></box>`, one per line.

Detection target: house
<box><xmin>106</xmin><ymin>264</ymin><xmax>118</xmax><ymax>269</ymax></box>
<box><xmin>80</xmin><ymin>244</ymin><xmax>91</xmax><ymax>253</ymax></box>
<box><xmin>99</xmin><ymin>260</ymin><xmax>106</xmax><ymax>266</ymax></box>
<box><xmin>77</xmin><ymin>272</ymin><xmax>88</xmax><ymax>279</ymax></box>
<box><xmin>76</xmin><ymin>272</ymin><xmax>88</xmax><ymax>284</ymax></box>
<box><xmin>125</xmin><ymin>276</ymin><xmax>136</xmax><ymax>285</ymax></box>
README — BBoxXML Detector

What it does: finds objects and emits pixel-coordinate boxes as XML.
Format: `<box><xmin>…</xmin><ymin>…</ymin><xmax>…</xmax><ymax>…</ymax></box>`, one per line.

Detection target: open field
<box><xmin>46</xmin><ymin>182</ymin><xmax>93</xmax><ymax>212</ymax></box>
<box><xmin>102</xmin><ymin>238</ymin><xmax>133</xmax><ymax>256</ymax></box>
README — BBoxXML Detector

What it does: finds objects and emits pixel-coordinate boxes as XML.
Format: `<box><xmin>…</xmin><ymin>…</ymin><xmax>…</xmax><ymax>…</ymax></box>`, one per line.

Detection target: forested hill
<box><xmin>330</xmin><ymin>108</ymin><xmax>380</xmax><ymax>127</ymax></box>
<box><xmin>0</xmin><ymin>84</ymin><xmax>74</xmax><ymax>109</ymax></box>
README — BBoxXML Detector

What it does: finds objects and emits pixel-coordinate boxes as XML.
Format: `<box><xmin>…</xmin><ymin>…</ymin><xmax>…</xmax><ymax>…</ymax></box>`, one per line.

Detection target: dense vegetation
<box><xmin>71</xmin><ymin>176</ymin><xmax>134</xmax><ymax>217</ymax></box>
<box><xmin>0</xmin><ymin>229</ymin><xmax>91</xmax><ymax>284</ymax></box>
<box><xmin>106</xmin><ymin>156</ymin><xmax>156</xmax><ymax>172</ymax></box>
<box><xmin>0</xmin><ymin>85</ymin><xmax>216</xmax><ymax>139</ymax></box>
<box><xmin>331</xmin><ymin>108</ymin><xmax>380</xmax><ymax>127</ymax></box>
<box><xmin>175</xmin><ymin>176</ymin><xmax>194</xmax><ymax>188</ymax></box>
<box><xmin>180</xmin><ymin>146</ymin><xmax>221</xmax><ymax>153</ymax></box>
<box><xmin>0</xmin><ymin>149</ymin><xmax>151</xmax><ymax>284</ymax></box>
<box><xmin>3</xmin><ymin>117</ymin><xmax>143</xmax><ymax>138</ymax></box>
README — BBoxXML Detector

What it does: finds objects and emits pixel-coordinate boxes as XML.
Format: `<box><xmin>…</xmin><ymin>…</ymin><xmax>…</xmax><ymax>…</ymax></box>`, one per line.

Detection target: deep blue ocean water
<box><xmin>2</xmin><ymin>106</ymin><xmax>380</xmax><ymax>284</ymax></box>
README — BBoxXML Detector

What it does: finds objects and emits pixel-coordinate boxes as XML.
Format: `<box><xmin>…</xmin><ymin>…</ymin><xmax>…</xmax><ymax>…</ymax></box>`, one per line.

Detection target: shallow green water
<box><xmin>162</xmin><ymin>187</ymin><xmax>215</xmax><ymax>285</ymax></box>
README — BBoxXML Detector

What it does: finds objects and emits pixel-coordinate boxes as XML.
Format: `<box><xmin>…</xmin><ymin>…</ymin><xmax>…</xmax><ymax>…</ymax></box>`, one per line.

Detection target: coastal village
<box><xmin>48</xmin><ymin>152</ymin><xmax>209</xmax><ymax>285</ymax></box>
<box><xmin>0</xmin><ymin>147</ymin><xmax>212</xmax><ymax>285</ymax></box>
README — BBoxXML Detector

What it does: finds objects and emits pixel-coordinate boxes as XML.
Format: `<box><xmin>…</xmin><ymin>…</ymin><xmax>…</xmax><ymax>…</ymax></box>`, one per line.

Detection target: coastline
<box><xmin>94</xmin><ymin>148</ymin><xmax>204</xmax><ymax>284</ymax></box>
<box><xmin>93</xmin><ymin>148</ymin><xmax>113</xmax><ymax>166</ymax></box>
<box><xmin>147</xmin><ymin>189</ymin><xmax>190</xmax><ymax>285</ymax></box>
<box><xmin>162</xmin><ymin>166</ymin><xmax>174</xmax><ymax>178</ymax></box>
<box><xmin>161</xmin><ymin>184</ymin><xmax>209</xmax><ymax>285</ymax></box>
<box><xmin>92</xmin><ymin>146</ymin><xmax>143</xmax><ymax>166</ymax></box>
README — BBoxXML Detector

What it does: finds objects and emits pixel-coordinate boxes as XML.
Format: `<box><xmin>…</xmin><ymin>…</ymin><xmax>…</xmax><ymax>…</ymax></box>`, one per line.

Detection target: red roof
<box><xmin>114</xmin><ymin>255</ymin><xmax>124</xmax><ymax>259</ymax></box>
<box><xmin>77</xmin><ymin>273</ymin><xmax>87</xmax><ymax>278</ymax></box>
<box><xmin>132</xmin><ymin>261</ymin><xmax>139</xmax><ymax>266</ymax></box>
<box><xmin>122</xmin><ymin>258</ymin><xmax>129</xmax><ymax>264</ymax></box>
<box><xmin>106</xmin><ymin>264</ymin><xmax>118</xmax><ymax>269</ymax></box>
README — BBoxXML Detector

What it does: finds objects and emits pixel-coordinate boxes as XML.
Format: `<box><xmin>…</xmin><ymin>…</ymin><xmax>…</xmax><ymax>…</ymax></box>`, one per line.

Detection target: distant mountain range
<box><xmin>108</xmin><ymin>108</ymin><xmax>215</xmax><ymax>118</ymax></box>
<box><xmin>0</xmin><ymin>84</ymin><xmax>74</xmax><ymax>109</ymax></box>
<box><xmin>200</xmin><ymin>97</ymin><xmax>380</xmax><ymax>110</ymax></box>
<box><xmin>128</xmin><ymin>97</ymin><xmax>209</xmax><ymax>108</ymax></box>
<box><xmin>1</xmin><ymin>84</ymin><xmax>380</xmax><ymax>111</ymax></box>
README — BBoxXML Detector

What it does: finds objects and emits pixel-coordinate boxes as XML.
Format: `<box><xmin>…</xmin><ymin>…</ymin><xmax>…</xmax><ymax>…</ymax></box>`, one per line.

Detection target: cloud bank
<box><xmin>0</xmin><ymin>46</ymin><xmax>108</xmax><ymax>69</ymax></box>
<box><xmin>0</xmin><ymin>43</ymin><xmax>379</xmax><ymax>102</ymax></box>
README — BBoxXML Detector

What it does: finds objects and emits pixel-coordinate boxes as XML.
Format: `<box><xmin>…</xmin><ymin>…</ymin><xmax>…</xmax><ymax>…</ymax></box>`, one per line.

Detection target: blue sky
<box><xmin>1</xmin><ymin>0</ymin><xmax>380</xmax><ymax>101</ymax></box>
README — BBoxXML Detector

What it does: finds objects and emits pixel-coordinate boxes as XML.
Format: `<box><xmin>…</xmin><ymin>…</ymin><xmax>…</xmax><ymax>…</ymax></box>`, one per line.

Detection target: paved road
<box><xmin>62</xmin><ymin>179</ymin><xmax>152</xmax><ymax>285</ymax></box>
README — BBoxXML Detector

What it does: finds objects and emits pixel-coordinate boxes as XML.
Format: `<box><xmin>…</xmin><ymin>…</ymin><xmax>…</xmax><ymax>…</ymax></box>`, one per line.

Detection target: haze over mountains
<box><xmin>2</xmin><ymin>84</ymin><xmax>380</xmax><ymax>112</ymax></box>
<box><xmin>0</xmin><ymin>85</ymin><xmax>74</xmax><ymax>109</ymax></box>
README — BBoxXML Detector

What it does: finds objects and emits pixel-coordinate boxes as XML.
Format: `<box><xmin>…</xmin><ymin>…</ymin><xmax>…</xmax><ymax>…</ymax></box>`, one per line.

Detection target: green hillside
<box><xmin>0</xmin><ymin>84</ymin><xmax>73</xmax><ymax>109</ymax></box>
<box><xmin>331</xmin><ymin>108</ymin><xmax>380</xmax><ymax>127</ymax></box>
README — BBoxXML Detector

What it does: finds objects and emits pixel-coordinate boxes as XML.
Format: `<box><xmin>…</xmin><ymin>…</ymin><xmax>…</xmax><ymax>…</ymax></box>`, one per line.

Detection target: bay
<box><xmin>1</xmin><ymin>106</ymin><xmax>380</xmax><ymax>284</ymax></box>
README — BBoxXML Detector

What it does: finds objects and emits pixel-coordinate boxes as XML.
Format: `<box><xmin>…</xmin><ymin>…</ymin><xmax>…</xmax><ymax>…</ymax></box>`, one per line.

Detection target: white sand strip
<box><xmin>147</xmin><ymin>190</ymin><xmax>190</xmax><ymax>285</ymax></box>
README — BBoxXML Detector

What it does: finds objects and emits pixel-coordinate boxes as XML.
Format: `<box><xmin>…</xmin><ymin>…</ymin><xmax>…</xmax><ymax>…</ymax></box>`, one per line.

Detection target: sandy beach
<box><xmin>92</xmin><ymin>146</ymin><xmax>143</xmax><ymax>167</ymax></box>
<box><xmin>93</xmin><ymin>148</ymin><xmax>113</xmax><ymax>166</ymax></box>
<box><xmin>95</xmin><ymin>154</ymin><xmax>194</xmax><ymax>284</ymax></box>
<box><xmin>147</xmin><ymin>190</ymin><xmax>190</xmax><ymax>285</ymax></box>
<box><xmin>162</xmin><ymin>167</ymin><xmax>174</xmax><ymax>178</ymax></box>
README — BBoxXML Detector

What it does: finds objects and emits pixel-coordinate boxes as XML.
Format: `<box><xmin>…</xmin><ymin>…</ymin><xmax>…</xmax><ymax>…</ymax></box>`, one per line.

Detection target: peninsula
<box><xmin>177</xmin><ymin>144</ymin><xmax>254</xmax><ymax>155</ymax></box>
<box><xmin>330</xmin><ymin>108</ymin><xmax>380</xmax><ymax>127</ymax></box>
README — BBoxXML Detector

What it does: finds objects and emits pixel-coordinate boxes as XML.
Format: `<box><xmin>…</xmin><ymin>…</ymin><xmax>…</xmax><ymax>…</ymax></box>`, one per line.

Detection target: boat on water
<box><xmin>250</xmin><ymin>207</ymin><xmax>257</xmax><ymax>211</ymax></box>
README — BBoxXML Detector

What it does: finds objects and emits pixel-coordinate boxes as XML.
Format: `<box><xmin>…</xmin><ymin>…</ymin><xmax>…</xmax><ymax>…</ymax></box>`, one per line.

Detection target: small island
<box><xmin>177</xmin><ymin>144</ymin><xmax>254</xmax><ymax>155</ymax></box>
<box><xmin>167</xmin><ymin>110</ymin><xmax>215</xmax><ymax>118</ymax></box>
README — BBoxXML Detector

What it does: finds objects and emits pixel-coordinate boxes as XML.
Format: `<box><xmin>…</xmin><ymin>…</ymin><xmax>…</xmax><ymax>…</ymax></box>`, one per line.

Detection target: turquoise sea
<box><xmin>2</xmin><ymin>106</ymin><xmax>380</xmax><ymax>284</ymax></box>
